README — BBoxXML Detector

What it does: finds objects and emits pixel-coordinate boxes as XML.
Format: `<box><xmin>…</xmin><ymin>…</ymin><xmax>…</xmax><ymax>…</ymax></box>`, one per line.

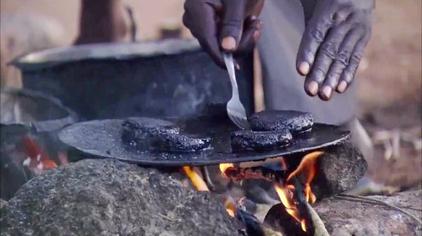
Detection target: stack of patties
<box><xmin>231</xmin><ymin>110</ymin><xmax>314</xmax><ymax>151</ymax></box>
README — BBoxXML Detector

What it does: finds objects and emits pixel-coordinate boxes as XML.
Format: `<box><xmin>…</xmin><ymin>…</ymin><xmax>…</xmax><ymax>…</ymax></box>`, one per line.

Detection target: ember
<box><xmin>218</xmin><ymin>160</ymin><xmax>288</xmax><ymax>182</ymax></box>
<box><xmin>219</xmin><ymin>165</ymin><xmax>277</xmax><ymax>182</ymax></box>
<box><xmin>21</xmin><ymin>136</ymin><xmax>58</xmax><ymax>174</ymax></box>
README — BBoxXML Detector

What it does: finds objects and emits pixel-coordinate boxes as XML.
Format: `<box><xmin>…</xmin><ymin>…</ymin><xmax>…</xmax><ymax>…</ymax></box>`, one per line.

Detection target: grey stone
<box><xmin>0</xmin><ymin>159</ymin><xmax>237</xmax><ymax>236</ymax></box>
<box><xmin>312</xmin><ymin>143</ymin><xmax>368</xmax><ymax>197</ymax></box>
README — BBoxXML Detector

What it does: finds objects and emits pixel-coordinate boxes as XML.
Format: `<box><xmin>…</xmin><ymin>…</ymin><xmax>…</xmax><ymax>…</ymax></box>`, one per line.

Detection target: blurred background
<box><xmin>1</xmin><ymin>0</ymin><xmax>421</xmax><ymax>192</ymax></box>
<box><xmin>1</xmin><ymin>0</ymin><xmax>420</xmax><ymax>109</ymax></box>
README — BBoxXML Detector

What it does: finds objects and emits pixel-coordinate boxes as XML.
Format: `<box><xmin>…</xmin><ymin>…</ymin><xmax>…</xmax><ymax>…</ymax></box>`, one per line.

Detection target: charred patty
<box><xmin>150</xmin><ymin>133</ymin><xmax>211</xmax><ymax>152</ymax></box>
<box><xmin>231</xmin><ymin>129</ymin><xmax>292</xmax><ymax>151</ymax></box>
<box><xmin>122</xmin><ymin>117</ymin><xmax>180</xmax><ymax>137</ymax></box>
<box><xmin>122</xmin><ymin>117</ymin><xmax>211</xmax><ymax>153</ymax></box>
<box><xmin>249</xmin><ymin>110</ymin><xmax>313</xmax><ymax>134</ymax></box>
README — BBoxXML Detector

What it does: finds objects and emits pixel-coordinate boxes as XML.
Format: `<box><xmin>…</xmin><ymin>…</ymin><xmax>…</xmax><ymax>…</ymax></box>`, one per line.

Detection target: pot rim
<box><xmin>1</xmin><ymin>87</ymin><xmax>78</xmax><ymax>132</ymax></box>
<box><xmin>11</xmin><ymin>39</ymin><xmax>200</xmax><ymax>71</ymax></box>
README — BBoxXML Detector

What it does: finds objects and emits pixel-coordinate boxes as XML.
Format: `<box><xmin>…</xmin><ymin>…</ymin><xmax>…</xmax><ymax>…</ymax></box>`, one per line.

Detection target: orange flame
<box><xmin>182</xmin><ymin>166</ymin><xmax>209</xmax><ymax>192</ymax></box>
<box><xmin>287</xmin><ymin>151</ymin><xmax>323</xmax><ymax>204</ymax></box>
<box><xmin>219</xmin><ymin>163</ymin><xmax>235</xmax><ymax>178</ymax></box>
<box><xmin>183</xmin><ymin>165</ymin><xmax>238</xmax><ymax>217</ymax></box>
<box><xmin>273</xmin><ymin>151</ymin><xmax>324</xmax><ymax>232</ymax></box>
<box><xmin>274</xmin><ymin>183</ymin><xmax>307</xmax><ymax>232</ymax></box>
<box><xmin>223</xmin><ymin>196</ymin><xmax>237</xmax><ymax>217</ymax></box>
<box><xmin>21</xmin><ymin>136</ymin><xmax>58</xmax><ymax>173</ymax></box>
<box><xmin>218</xmin><ymin>163</ymin><xmax>238</xmax><ymax>217</ymax></box>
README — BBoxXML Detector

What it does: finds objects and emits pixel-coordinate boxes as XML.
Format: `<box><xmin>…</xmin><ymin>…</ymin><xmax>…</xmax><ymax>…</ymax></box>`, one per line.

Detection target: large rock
<box><xmin>312</xmin><ymin>143</ymin><xmax>368</xmax><ymax>197</ymax></box>
<box><xmin>0</xmin><ymin>159</ymin><xmax>238</xmax><ymax>236</ymax></box>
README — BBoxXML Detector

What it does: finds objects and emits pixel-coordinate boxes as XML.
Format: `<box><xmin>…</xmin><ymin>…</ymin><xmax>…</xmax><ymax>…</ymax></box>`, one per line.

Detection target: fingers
<box><xmin>183</xmin><ymin>0</ymin><xmax>225</xmax><ymax>66</ymax></box>
<box><xmin>296</xmin><ymin>6</ymin><xmax>352</xmax><ymax>76</ymax></box>
<box><xmin>296</xmin><ymin>14</ymin><xmax>333</xmax><ymax>76</ymax></box>
<box><xmin>304</xmin><ymin>21</ymin><xmax>351</xmax><ymax>99</ymax></box>
<box><xmin>338</xmin><ymin>31</ymin><xmax>371</xmax><ymax>92</ymax></box>
<box><xmin>201</xmin><ymin>34</ymin><xmax>225</xmax><ymax>68</ymax></box>
<box><xmin>323</xmin><ymin>28</ymin><xmax>364</xmax><ymax>95</ymax></box>
<box><xmin>221</xmin><ymin>0</ymin><xmax>247</xmax><ymax>51</ymax></box>
<box><xmin>183</xmin><ymin>0</ymin><xmax>263</xmax><ymax>67</ymax></box>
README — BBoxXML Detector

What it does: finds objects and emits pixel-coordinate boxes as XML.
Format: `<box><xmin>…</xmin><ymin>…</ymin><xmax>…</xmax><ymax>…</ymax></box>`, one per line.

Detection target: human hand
<box><xmin>183</xmin><ymin>0</ymin><xmax>264</xmax><ymax>67</ymax></box>
<box><xmin>297</xmin><ymin>0</ymin><xmax>374</xmax><ymax>100</ymax></box>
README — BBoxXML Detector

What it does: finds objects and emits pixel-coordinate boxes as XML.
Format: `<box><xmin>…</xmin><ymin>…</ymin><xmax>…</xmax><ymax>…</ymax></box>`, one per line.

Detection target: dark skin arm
<box><xmin>298</xmin><ymin>0</ymin><xmax>375</xmax><ymax>100</ymax></box>
<box><xmin>184</xmin><ymin>0</ymin><xmax>374</xmax><ymax>101</ymax></box>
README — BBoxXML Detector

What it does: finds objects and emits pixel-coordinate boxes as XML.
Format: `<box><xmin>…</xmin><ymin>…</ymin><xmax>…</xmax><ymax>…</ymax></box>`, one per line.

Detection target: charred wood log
<box><xmin>264</xmin><ymin>203</ymin><xmax>309</xmax><ymax>236</ymax></box>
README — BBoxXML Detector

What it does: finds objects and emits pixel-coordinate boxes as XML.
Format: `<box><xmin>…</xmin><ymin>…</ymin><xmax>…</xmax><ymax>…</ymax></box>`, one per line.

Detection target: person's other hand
<box><xmin>297</xmin><ymin>0</ymin><xmax>374</xmax><ymax>100</ymax></box>
<box><xmin>183</xmin><ymin>0</ymin><xmax>264</xmax><ymax>67</ymax></box>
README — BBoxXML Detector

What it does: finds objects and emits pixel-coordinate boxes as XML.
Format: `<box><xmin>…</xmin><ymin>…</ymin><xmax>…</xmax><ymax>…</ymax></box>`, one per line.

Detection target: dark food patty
<box><xmin>231</xmin><ymin>129</ymin><xmax>292</xmax><ymax>151</ymax></box>
<box><xmin>122</xmin><ymin>118</ymin><xmax>211</xmax><ymax>153</ymax></box>
<box><xmin>150</xmin><ymin>133</ymin><xmax>212</xmax><ymax>153</ymax></box>
<box><xmin>249</xmin><ymin>110</ymin><xmax>313</xmax><ymax>134</ymax></box>
<box><xmin>122</xmin><ymin>117</ymin><xmax>180</xmax><ymax>136</ymax></box>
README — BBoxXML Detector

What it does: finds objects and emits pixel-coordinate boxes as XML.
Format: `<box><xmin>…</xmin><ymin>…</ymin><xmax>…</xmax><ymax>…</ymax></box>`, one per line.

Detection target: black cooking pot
<box><xmin>12</xmin><ymin>39</ymin><xmax>254</xmax><ymax>120</ymax></box>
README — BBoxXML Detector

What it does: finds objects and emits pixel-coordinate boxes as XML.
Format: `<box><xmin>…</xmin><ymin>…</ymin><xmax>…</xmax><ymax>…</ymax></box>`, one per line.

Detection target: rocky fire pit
<box><xmin>0</xmin><ymin>159</ymin><xmax>238</xmax><ymax>236</ymax></box>
<box><xmin>1</xmin><ymin>141</ymin><xmax>420</xmax><ymax>236</ymax></box>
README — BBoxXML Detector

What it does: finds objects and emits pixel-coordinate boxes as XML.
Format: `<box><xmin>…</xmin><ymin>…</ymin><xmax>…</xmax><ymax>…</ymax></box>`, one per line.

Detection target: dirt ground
<box><xmin>1</xmin><ymin>0</ymin><xmax>421</xmax><ymax>191</ymax></box>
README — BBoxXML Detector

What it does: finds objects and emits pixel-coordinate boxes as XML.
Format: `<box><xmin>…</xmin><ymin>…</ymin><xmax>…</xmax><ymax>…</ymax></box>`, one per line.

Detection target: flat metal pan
<box><xmin>59</xmin><ymin>118</ymin><xmax>350</xmax><ymax>166</ymax></box>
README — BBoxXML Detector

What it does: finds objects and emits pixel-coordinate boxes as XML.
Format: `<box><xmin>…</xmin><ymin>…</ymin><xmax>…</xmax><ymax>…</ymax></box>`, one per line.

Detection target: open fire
<box><xmin>183</xmin><ymin>151</ymin><xmax>324</xmax><ymax>234</ymax></box>
<box><xmin>20</xmin><ymin>136</ymin><xmax>70</xmax><ymax>175</ymax></box>
<box><xmin>286</xmin><ymin>151</ymin><xmax>322</xmax><ymax>204</ymax></box>
<box><xmin>21</xmin><ymin>136</ymin><xmax>58</xmax><ymax>174</ymax></box>
<box><xmin>1</xmin><ymin>134</ymin><xmax>70</xmax><ymax>200</ymax></box>
<box><xmin>273</xmin><ymin>151</ymin><xmax>323</xmax><ymax>232</ymax></box>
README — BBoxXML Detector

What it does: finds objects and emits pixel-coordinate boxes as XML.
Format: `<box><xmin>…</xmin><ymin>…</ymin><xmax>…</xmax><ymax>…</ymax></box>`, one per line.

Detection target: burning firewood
<box><xmin>182</xmin><ymin>145</ymin><xmax>367</xmax><ymax>235</ymax></box>
<box><xmin>219</xmin><ymin>162</ymin><xmax>286</xmax><ymax>182</ymax></box>
<box><xmin>181</xmin><ymin>166</ymin><xmax>209</xmax><ymax>191</ymax></box>
<box><xmin>21</xmin><ymin>136</ymin><xmax>58</xmax><ymax>174</ymax></box>
<box><xmin>222</xmin><ymin>152</ymin><xmax>326</xmax><ymax>234</ymax></box>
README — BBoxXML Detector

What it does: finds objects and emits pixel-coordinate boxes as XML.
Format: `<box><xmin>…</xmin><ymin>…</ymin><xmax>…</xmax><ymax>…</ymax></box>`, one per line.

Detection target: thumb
<box><xmin>220</xmin><ymin>0</ymin><xmax>247</xmax><ymax>52</ymax></box>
